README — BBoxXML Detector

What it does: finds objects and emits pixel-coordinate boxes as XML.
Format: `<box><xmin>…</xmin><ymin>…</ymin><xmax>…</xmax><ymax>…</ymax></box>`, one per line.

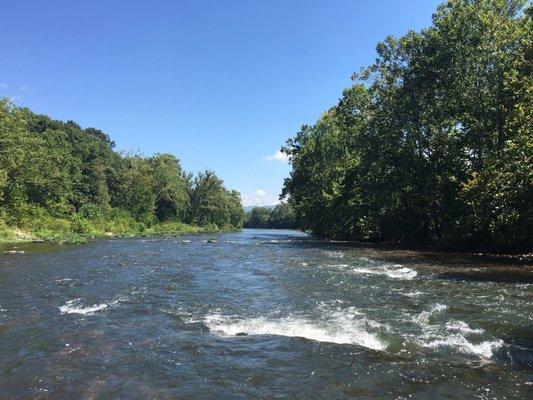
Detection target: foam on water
<box><xmin>59</xmin><ymin>298</ymin><xmax>115</xmax><ymax>315</ymax></box>
<box><xmin>423</xmin><ymin>335</ymin><xmax>503</xmax><ymax>358</ymax></box>
<box><xmin>403</xmin><ymin>290</ymin><xmax>423</xmax><ymax>297</ymax></box>
<box><xmin>412</xmin><ymin>304</ymin><xmax>501</xmax><ymax>358</ymax></box>
<box><xmin>445</xmin><ymin>320</ymin><xmax>484</xmax><ymax>335</ymax></box>
<box><xmin>352</xmin><ymin>264</ymin><xmax>418</xmax><ymax>280</ymax></box>
<box><xmin>204</xmin><ymin>307</ymin><xmax>387</xmax><ymax>351</ymax></box>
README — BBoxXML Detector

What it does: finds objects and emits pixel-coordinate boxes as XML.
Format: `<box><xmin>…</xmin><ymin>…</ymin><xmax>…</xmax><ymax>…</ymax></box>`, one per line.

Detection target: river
<box><xmin>0</xmin><ymin>229</ymin><xmax>531</xmax><ymax>399</ymax></box>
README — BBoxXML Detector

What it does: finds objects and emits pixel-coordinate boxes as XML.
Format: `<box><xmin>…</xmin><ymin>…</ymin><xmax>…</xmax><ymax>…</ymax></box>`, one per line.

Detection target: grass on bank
<box><xmin>0</xmin><ymin>212</ymin><xmax>237</xmax><ymax>245</ymax></box>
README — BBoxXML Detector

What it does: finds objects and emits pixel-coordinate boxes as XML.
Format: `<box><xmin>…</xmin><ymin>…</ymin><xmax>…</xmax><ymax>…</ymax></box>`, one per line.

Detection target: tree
<box><xmin>244</xmin><ymin>203</ymin><xmax>298</xmax><ymax>229</ymax></box>
<box><xmin>245</xmin><ymin>207</ymin><xmax>272</xmax><ymax>228</ymax></box>
<box><xmin>150</xmin><ymin>154</ymin><xmax>189</xmax><ymax>221</ymax></box>
<box><xmin>282</xmin><ymin>0</ymin><xmax>532</xmax><ymax>249</ymax></box>
<box><xmin>114</xmin><ymin>155</ymin><xmax>156</xmax><ymax>224</ymax></box>
<box><xmin>0</xmin><ymin>98</ymin><xmax>245</xmax><ymax>235</ymax></box>
<box><xmin>188</xmin><ymin>171</ymin><xmax>245</xmax><ymax>228</ymax></box>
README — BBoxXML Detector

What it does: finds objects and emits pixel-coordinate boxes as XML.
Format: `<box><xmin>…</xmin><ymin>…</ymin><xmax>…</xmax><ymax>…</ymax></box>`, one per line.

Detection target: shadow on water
<box><xmin>435</xmin><ymin>271</ymin><xmax>533</xmax><ymax>284</ymax></box>
<box><xmin>256</xmin><ymin>233</ymin><xmax>532</xmax><ymax>274</ymax></box>
<box><xmin>253</xmin><ymin>230</ymin><xmax>531</xmax><ymax>259</ymax></box>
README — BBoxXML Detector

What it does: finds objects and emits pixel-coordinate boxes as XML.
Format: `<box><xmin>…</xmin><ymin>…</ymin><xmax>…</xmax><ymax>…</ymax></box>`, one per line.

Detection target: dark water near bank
<box><xmin>1</xmin><ymin>229</ymin><xmax>532</xmax><ymax>399</ymax></box>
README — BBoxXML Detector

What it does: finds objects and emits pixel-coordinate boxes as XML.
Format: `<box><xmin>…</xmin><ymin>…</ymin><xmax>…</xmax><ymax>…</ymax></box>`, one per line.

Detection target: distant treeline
<box><xmin>0</xmin><ymin>100</ymin><xmax>244</xmax><ymax>238</ymax></box>
<box><xmin>282</xmin><ymin>0</ymin><xmax>532</xmax><ymax>250</ymax></box>
<box><xmin>244</xmin><ymin>203</ymin><xmax>298</xmax><ymax>229</ymax></box>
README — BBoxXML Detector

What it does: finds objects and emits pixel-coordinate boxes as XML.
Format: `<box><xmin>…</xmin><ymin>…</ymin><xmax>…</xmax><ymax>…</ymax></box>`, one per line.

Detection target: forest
<box><xmin>282</xmin><ymin>0</ymin><xmax>532</xmax><ymax>250</ymax></box>
<box><xmin>244</xmin><ymin>203</ymin><xmax>298</xmax><ymax>229</ymax></box>
<box><xmin>0</xmin><ymin>100</ymin><xmax>244</xmax><ymax>243</ymax></box>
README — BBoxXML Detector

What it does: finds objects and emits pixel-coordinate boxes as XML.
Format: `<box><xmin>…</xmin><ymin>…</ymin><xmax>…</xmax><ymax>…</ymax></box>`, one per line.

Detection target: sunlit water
<box><xmin>0</xmin><ymin>229</ymin><xmax>531</xmax><ymax>399</ymax></box>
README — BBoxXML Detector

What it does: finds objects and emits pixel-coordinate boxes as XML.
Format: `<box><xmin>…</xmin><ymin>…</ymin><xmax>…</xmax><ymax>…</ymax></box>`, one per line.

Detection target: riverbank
<box><xmin>0</xmin><ymin>222</ymin><xmax>237</xmax><ymax>246</ymax></box>
<box><xmin>294</xmin><ymin>231</ymin><xmax>530</xmax><ymax>262</ymax></box>
<box><xmin>244</xmin><ymin>228</ymin><xmax>532</xmax><ymax>264</ymax></box>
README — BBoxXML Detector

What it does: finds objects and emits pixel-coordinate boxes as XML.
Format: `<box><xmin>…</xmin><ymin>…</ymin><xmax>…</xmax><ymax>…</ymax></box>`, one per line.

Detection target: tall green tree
<box><xmin>188</xmin><ymin>171</ymin><xmax>244</xmax><ymax>228</ymax></box>
<box><xmin>283</xmin><ymin>0</ymin><xmax>532</xmax><ymax>249</ymax></box>
<box><xmin>150</xmin><ymin>154</ymin><xmax>189</xmax><ymax>221</ymax></box>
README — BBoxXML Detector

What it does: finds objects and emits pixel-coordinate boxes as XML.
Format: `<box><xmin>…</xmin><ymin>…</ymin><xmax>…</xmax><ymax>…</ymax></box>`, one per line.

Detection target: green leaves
<box><xmin>0</xmin><ymin>98</ymin><xmax>245</xmax><ymax>232</ymax></box>
<box><xmin>244</xmin><ymin>203</ymin><xmax>297</xmax><ymax>229</ymax></box>
<box><xmin>188</xmin><ymin>171</ymin><xmax>245</xmax><ymax>229</ymax></box>
<box><xmin>283</xmin><ymin>0</ymin><xmax>532</xmax><ymax>249</ymax></box>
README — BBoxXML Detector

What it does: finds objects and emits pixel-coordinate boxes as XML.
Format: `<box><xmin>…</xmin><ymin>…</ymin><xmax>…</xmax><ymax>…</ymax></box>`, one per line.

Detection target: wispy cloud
<box><xmin>241</xmin><ymin>189</ymin><xmax>280</xmax><ymax>207</ymax></box>
<box><xmin>21</xmin><ymin>83</ymin><xmax>28</xmax><ymax>91</ymax></box>
<box><xmin>0</xmin><ymin>83</ymin><xmax>8</xmax><ymax>89</ymax></box>
<box><xmin>264</xmin><ymin>149</ymin><xmax>288</xmax><ymax>162</ymax></box>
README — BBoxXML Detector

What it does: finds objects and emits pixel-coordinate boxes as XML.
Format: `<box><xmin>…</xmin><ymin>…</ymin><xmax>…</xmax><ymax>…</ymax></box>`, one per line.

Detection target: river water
<box><xmin>0</xmin><ymin>229</ymin><xmax>531</xmax><ymax>399</ymax></box>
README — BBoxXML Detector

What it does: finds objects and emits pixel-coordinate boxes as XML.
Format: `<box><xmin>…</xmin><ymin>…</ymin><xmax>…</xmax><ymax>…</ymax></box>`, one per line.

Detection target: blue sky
<box><xmin>1</xmin><ymin>0</ymin><xmax>442</xmax><ymax>206</ymax></box>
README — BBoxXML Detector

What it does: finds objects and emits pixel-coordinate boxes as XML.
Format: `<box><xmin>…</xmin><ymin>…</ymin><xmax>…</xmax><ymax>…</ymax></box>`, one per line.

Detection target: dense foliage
<box><xmin>0</xmin><ymin>100</ymin><xmax>245</xmax><ymax>238</ymax></box>
<box><xmin>244</xmin><ymin>203</ymin><xmax>298</xmax><ymax>229</ymax></box>
<box><xmin>282</xmin><ymin>0</ymin><xmax>532</xmax><ymax>249</ymax></box>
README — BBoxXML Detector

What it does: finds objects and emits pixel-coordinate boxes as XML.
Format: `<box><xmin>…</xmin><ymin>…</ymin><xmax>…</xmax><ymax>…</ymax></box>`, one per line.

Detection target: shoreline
<box><xmin>3</xmin><ymin>226</ymin><xmax>531</xmax><ymax>266</ymax></box>
<box><xmin>243</xmin><ymin>228</ymin><xmax>533</xmax><ymax>265</ymax></box>
<box><xmin>0</xmin><ymin>224</ymin><xmax>240</xmax><ymax>247</ymax></box>
<box><xmin>310</xmin><ymin>239</ymin><xmax>533</xmax><ymax>265</ymax></box>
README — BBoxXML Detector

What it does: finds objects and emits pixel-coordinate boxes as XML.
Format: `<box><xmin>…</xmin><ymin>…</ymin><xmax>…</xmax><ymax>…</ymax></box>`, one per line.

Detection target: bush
<box><xmin>104</xmin><ymin>208</ymin><xmax>140</xmax><ymax>234</ymax></box>
<box><xmin>46</xmin><ymin>218</ymin><xmax>71</xmax><ymax>232</ymax></box>
<box><xmin>79</xmin><ymin>203</ymin><xmax>105</xmax><ymax>220</ymax></box>
<box><xmin>70</xmin><ymin>215</ymin><xmax>93</xmax><ymax>234</ymax></box>
<box><xmin>12</xmin><ymin>204</ymin><xmax>52</xmax><ymax>230</ymax></box>
<box><xmin>48</xmin><ymin>199</ymin><xmax>74</xmax><ymax>218</ymax></box>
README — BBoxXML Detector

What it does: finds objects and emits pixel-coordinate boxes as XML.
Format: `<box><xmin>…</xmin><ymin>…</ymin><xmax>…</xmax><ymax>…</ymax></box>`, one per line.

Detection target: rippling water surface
<box><xmin>1</xmin><ymin>229</ymin><xmax>532</xmax><ymax>399</ymax></box>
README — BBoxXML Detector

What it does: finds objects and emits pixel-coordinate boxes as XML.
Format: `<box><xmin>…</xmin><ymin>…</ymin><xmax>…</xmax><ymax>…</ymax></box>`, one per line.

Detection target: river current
<box><xmin>0</xmin><ymin>229</ymin><xmax>531</xmax><ymax>399</ymax></box>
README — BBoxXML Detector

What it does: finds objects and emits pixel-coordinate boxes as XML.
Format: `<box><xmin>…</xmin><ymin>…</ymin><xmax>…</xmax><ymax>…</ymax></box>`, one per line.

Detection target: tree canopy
<box><xmin>244</xmin><ymin>203</ymin><xmax>298</xmax><ymax>229</ymax></box>
<box><xmin>0</xmin><ymin>99</ymin><xmax>244</xmax><ymax>234</ymax></box>
<box><xmin>282</xmin><ymin>0</ymin><xmax>532</xmax><ymax>250</ymax></box>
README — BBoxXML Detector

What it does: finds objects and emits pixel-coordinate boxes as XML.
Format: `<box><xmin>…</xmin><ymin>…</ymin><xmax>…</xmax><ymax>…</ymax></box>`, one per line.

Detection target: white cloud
<box><xmin>241</xmin><ymin>189</ymin><xmax>281</xmax><ymax>207</ymax></box>
<box><xmin>21</xmin><ymin>83</ymin><xmax>28</xmax><ymax>91</ymax></box>
<box><xmin>264</xmin><ymin>149</ymin><xmax>288</xmax><ymax>162</ymax></box>
<box><xmin>0</xmin><ymin>83</ymin><xmax>8</xmax><ymax>89</ymax></box>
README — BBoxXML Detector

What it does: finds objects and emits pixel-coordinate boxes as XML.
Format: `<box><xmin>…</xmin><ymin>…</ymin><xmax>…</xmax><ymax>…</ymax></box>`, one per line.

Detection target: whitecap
<box><xmin>422</xmin><ymin>334</ymin><xmax>503</xmax><ymax>358</ymax></box>
<box><xmin>352</xmin><ymin>265</ymin><xmax>417</xmax><ymax>280</ymax></box>
<box><xmin>445</xmin><ymin>320</ymin><xmax>484</xmax><ymax>335</ymax></box>
<box><xmin>385</xmin><ymin>267</ymin><xmax>418</xmax><ymax>279</ymax></box>
<box><xmin>59</xmin><ymin>299</ymin><xmax>110</xmax><ymax>315</ymax></box>
<box><xmin>204</xmin><ymin>308</ymin><xmax>387</xmax><ymax>351</ymax></box>
<box><xmin>412</xmin><ymin>305</ymin><xmax>500</xmax><ymax>358</ymax></box>
<box><xmin>403</xmin><ymin>291</ymin><xmax>423</xmax><ymax>297</ymax></box>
